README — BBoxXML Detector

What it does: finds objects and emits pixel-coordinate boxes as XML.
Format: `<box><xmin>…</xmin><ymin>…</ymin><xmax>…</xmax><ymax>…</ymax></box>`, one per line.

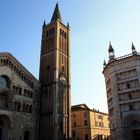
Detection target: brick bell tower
<box><xmin>39</xmin><ymin>3</ymin><xmax>71</xmax><ymax>140</ymax></box>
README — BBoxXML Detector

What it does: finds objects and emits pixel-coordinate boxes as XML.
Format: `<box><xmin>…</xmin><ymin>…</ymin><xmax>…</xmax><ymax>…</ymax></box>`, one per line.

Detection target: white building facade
<box><xmin>103</xmin><ymin>43</ymin><xmax>140</xmax><ymax>140</ymax></box>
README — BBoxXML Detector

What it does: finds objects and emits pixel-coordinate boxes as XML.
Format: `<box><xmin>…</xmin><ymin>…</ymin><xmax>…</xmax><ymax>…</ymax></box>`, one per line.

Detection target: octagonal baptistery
<box><xmin>0</xmin><ymin>52</ymin><xmax>40</xmax><ymax>140</ymax></box>
<box><xmin>103</xmin><ymin>43</ymin><xmax>140</xmax><ymax>140</ymax></box>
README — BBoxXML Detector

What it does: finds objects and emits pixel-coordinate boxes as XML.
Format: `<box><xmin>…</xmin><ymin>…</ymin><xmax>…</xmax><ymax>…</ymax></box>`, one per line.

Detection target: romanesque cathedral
<box><xmin>0</xmin><ymin>3</ymin><xmax>71</xmax><ymax>140</ymax></box>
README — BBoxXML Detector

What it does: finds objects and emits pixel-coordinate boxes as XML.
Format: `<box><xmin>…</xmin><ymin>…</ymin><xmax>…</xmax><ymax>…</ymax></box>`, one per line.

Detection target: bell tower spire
<box><xmin>39</xmin><ymin>3</ymin><xmax>71</xmax><ymax>140</ymax></box>
<box><xmin>51</xmin><ymin>3</ymin><xmax>62</xmax><ymax>22</ymax></box>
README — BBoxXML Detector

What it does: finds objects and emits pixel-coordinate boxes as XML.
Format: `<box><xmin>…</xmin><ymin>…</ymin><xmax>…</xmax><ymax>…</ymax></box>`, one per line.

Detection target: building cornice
<box><xmin>0</xmin><ymin>52</ymin><xmax>40</xmax><ymax>86</ymax></box>
<box><xmin>103</xmin><ymin>53</ymin><xmax>140</xmax><ymax>74</ymax></box>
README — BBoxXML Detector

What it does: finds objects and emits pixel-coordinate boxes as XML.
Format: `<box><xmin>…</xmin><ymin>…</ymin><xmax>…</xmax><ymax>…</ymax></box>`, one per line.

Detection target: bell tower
<box><xmin>39</xmin><ymin>3</ymin><xmax>71</xmax><ymax>140</ymax></box>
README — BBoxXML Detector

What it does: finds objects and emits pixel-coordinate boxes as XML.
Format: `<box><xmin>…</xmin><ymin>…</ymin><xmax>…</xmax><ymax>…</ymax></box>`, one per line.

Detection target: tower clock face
<box><xmin>0</xmin><ymin>77</ymin><xmax>7</xmax><ymax>88</ymax></box>
<box><xmin>59</xmin><ymin>74</ymin><xmax>67</xmax><ymax>87</ymax></box>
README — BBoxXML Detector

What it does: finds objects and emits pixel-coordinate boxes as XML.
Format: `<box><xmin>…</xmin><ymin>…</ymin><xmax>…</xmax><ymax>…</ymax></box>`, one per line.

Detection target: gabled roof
<box><xmin>51</xmin><ymin>3</ymin><xmax>62</xmax><ymax>22</ymax></box>
<box><xmin>72</xmin><ymin>103</ymin><xmax>108</xmax><ymax>115</ymax></box>
<box><xmin>72</xmin><ymin>104</ymin><xmax>89</xmax><ymax>109</ymax></box>
<box><xmin>72</xmin><ymin>104</ymin><xmax>90</xmax><ymax>110</ymax></box>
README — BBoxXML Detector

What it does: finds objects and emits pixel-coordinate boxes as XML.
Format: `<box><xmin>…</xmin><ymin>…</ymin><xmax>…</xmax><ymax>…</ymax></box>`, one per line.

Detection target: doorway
<box><xmin>24</xmin><ymin>131</ymin><xmax>30</xmax><ymax>140</ymax></box>
<box><xmin>133</xmin><ymin>130</ymin><xmax>140</xmax><ymax>140</ymax></box>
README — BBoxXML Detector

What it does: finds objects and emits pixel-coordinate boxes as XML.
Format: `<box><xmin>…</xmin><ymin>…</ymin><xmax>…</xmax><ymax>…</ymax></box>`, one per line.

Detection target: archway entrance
<box><xmin>0</xmin><ymin>115</ymin><xmax>11</xmax><ymax>140</ymax></box>
<box><xmin>123</xmin><ymin>114</ymin><xmax>140</xmax><ymax>140</ymax></box>
<box><xmin>24</xmin><ymin>131</ymin><xmax>30</xmax><ymax>140</ymax></box>
<box><xmin>133</xmin><ymin>130</ymin><xmax>140</xmax><ymax>140</ymax></box>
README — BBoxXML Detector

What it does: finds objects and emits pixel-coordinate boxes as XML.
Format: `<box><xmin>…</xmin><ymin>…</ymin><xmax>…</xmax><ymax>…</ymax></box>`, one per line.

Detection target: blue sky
<box><xmin>1</xmin><ymin>0</ymin><xmax>140</xmax><ymax>113</ymax></box>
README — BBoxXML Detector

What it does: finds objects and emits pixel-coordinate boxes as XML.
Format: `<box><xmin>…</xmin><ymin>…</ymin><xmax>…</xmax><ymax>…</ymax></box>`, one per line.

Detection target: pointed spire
<box><xmin>67</xmin><ymin>22</ymin><xmax>70</xmax><ymax>28</ymax></box>
<box><xmin>131</xmin><ymin>42</ymin><xmax>136</xmax><ymax>51</ymax></box>
<box><xmin>131</xmin><ymin>42</ymin><xmax>137</xmax><ymax>55</ymax></box>
<box><xmin>43</xmin><ymin>20</ymin><xmax>46</xmax><ymax>28</ymax></box>
<box><xmin>108</xmin><ymin>41</ymin><xmax>114</xmax><ymax>53</ymax></box>
<box><xmin>103</xmin><ymin>59</ymin><xmax>107</xmax><ymax>67</ymax></box>
<box><xmin>108</xmin><ymin>41</ymin><xmax>115</xmax><ymax>60</ymax></box>
<box><xmin>51</xmin><ymin>3</ymin><xmax>62</xmax><ymax>22</ymax></box>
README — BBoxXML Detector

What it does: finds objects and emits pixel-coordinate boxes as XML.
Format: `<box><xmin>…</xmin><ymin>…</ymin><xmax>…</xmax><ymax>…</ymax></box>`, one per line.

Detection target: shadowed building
<box><xmin>103</xmin><ymin>43</ymin><xmax>140</xmax><ymax>140</ymax></box>
<box><xmin>0</xmin><ymin>3</ymin><xmax>71</xmax><ymax>140</ymax></box>
<box><xmin>39</xmin><ymin>3</ymin><xmax>71</xmax><ymax>140</ymax></box>
<box><xmin>71</xmin><ymin>104</ymin><xmax>110</xmax><ymax>140</ymax></box>
<box><xmin>0</xmin><ymin>52</ymin><xmax>40</xmax><ymax>140</ymax></box>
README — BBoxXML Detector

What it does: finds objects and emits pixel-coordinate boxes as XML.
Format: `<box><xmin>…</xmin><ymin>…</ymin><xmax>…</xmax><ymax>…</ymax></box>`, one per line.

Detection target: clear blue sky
<box><xmin>1</xmin><ymin>0</ymin><xmax>140</xmax><ymax>113</ymax></box>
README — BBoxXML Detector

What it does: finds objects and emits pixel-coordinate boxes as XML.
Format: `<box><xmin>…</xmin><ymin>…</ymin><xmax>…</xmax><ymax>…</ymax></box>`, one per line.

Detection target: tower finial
<box><xmin>108</xmin><ymin>41</ymin><xmax>114</xmax><ymax>53</ymax></box>
<box><xmin>131</xmin><ymin>42</ymin><xmax>137</xmax><ymax>55</ymax></box>
<box><xmin>108</xmin><ymin>41</ymin><xmax>115</xmax><ymax>60</ymax></box>
<box><xmin>51</xmin><ymin>3</ymin><xmax>62</xmax><ymax>22</ymax></box>
<box><xmin>131</xmin><ymin>42</ymin><xmax>135</xmax><ymax>50</ymax></box>
<box><xmin>43</xmin><ymin>20</ymin><xmax>46</xmax><ymax>28</ymax></box>
<box><xmin>103</xmin><ymin>59</ymin><xmax>107</xmax><ymax>67</ymax></box>
<box><xmin>67</xmin><ymin>22</ymin><xmax>70</xmax><ymax>28</ymax></box>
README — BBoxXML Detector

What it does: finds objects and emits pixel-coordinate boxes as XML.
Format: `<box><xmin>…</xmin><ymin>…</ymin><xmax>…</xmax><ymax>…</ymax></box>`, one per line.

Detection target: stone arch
<box><xmin>122</xmin><ymin>113</ymin><xmax>140</xmax><ymax>140</ymax></box>
<box><xmin>0</xmin><ymin>85</ymin><xmax>11</xmax><ymax>109</ymax></box>
<box><xmin>122</xmin><ymin>113</ymin><xmax>140</xmax><ymax>127</ymax></box>
<box><xmin>0</xmin><ymin>75</ymin><xmax>10</xmax><ymax>88</ymax></box>
<box><xmin>22</xmin><ymin>127</ymin><xmax>32</xmax><ymax>140</ymax></box>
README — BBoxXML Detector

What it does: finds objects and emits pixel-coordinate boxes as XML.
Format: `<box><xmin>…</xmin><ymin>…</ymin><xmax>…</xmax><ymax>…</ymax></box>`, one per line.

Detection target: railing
<box><xmin>116</xmin><ymin>52</ymin><xmax>140</xmax><ymax>60</ymax></box>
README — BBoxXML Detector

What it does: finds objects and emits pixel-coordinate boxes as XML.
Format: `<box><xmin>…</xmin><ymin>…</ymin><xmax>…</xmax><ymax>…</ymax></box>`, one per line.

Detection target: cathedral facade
<box><xmin>0</xmin><ymin>52</ymin><xmax>40</xmax><ymax>140</ymax></box>
<box><xmin>0</xmin><ymin>3</ymin><xmax>71</xmax><ymax>140</ymax></box>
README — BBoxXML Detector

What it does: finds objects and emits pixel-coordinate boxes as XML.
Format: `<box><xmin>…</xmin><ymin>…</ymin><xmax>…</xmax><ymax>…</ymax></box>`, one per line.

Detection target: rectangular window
<box><xmin>102</xmin><ymin>122</ymin><xmax>104</xmax><ymax>127</ymax></box>
<box><xmin>84</xmin><ymin>112</ymin><xmax>87</xmax><ymax>117</ymax></box>
<box><xmin>74</xmin><ymin>122</ymin><xmax>76</xmax><ymax>127</ymax></box>
<box><xmin>129</xmin><ymin>104</ymin><xmax>134</xmax><ymax>111</ymax></box>
<box><xmin>99</xmin><ymin>122</ymin><xmax>102</xmax><ymax>127</ymax></box>
<box><xmin>98</xmin><ymin>115</ymin><xmax>103</xmax><ymax>119</ymax></box>
<box><xmin>84</xmin><ymin>120</ymin><xmax>87</xmax><ymax>126</ymax></box>
<box><xmin>127</xmin><ymin>83</ymin><xmax>130</xmax><ymax>89</ymax></box>
<box><xmin>95</xmin><ymin>121</ymin><xmax>98</xmax><ymax>127</ymax></box>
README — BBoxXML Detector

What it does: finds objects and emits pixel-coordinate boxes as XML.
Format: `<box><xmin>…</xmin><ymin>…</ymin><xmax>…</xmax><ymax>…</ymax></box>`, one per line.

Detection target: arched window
<box><xmin>0</xmin><ymin>75</ymin><xmax>10</xmax><ymax>87</ymax></box>
<box><xmin>29</xmin><ymin>105</ymin><xmax>32</xmax><ymax>114</ymax></box>
<box><xmin>14</xmin><ymin>66</ymin><xmax>16</xmax><ymax>71</ymax></box>
<box><xmin>19</xmin><ymin>88</ymin><xmax>22</xmax><ymax>95</ymax></box>
<box><xmin>64</xmin><ymin>32</ymin><xmax>67</xmax><ymax>39</ymax></box>
<box><xmin>21</xmin><ymin>73</ymin><xmax>24</xmax><ymax>79</ymax></box>
<box><xmin>15</xmin><ymin>102</ymin><xmax>17</xmax><ymax>111</ymax></box>
<box><xmin>31</xmin><ymin>82</ymin><xmax>34</xmax><ymax>89</ymax></box>
<box><xmin>11</xmin><ymin>63</ymin><xmax>14</xmax><ymax>69</ymax></box>
<box><xmin>60</xmin><ymin>29</ymin><xmax>62</xmax><ymax>36</ymax></box>
<box><xmin>52</xmin><ymin>28</ymin><xmax>54</xmax><ymax>35</ymax></box>
<box><xmin>23</xmin><ymin>103</ymin><xmax>25</xmax><ymax>112</ymax></box>
<box><xmin>24</xmin><ymin>89</ymin><xmax>27</xmax><ymax>96</ymax></box>
<box><xmin>30</xmin><ymin>91</ymin><xmax>33</xmax><ymax>98</ymax></box>
<box><xmin>49</xmin><ymin>29</ymin><xmax>51</xmax><ymax>36</ymax></box>
<box><xmin>27</xmin><ymin>90</ymin><xmax>30</xmax><ymax>97</ymax></box>
<box><xmin>26</xmin><ymin>104</ymin><xmax>29</xmax><ymax>113</ymax></box>
<box><xmin>13</xmin><ymin>86</ymin><xmax>15</xmax><ymax>93</ymax></box>
<box><xmin>18</xmin><ymin>102</ymin><xmax>21</xmax><ymax>111</ymax></box>
<box><xmin>62</xmin><ymin>31</ymin><xmax>64</xmax><ymax>37</ymax></box>
<box><xmin>16</xmin><ymin>87</ymin><xmax>18</xmax><ymax>94</ymax></box>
